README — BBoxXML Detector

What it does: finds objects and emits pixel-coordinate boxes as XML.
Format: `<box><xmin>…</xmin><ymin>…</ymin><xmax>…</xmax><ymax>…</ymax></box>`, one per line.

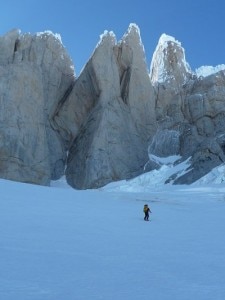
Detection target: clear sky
<box><xmin>1</xmin><ymin>0</ymin><xmax>225</xmax><ymax>75</ymax></box>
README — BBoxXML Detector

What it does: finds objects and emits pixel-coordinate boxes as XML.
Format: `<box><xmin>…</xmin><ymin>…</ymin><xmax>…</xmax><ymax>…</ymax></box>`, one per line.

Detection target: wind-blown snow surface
<box><xmin>1</xmin><ymin>171</ymin><xmax>225</xmax><ymax>299</ymax></box>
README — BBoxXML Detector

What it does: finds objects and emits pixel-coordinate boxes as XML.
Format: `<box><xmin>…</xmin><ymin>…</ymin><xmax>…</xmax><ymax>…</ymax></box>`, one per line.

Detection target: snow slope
<box><xmin>1</xmin><ymin>163</ymin><xmax>225</xmax><ymax>299</ymax></box>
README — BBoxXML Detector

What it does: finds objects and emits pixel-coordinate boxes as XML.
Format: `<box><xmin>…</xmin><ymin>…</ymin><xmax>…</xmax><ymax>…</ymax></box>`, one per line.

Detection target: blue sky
<box><xmin>1</xmin><ymin>0</ymin><xmax>224</xmax><ymax>75</ymax></box>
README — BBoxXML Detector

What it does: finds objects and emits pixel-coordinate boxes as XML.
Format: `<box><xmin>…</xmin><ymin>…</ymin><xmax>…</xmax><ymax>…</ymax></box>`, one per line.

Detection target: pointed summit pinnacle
<box><xmin>150</xmin><ymin>33</ymin><xmax>192</xmax><ymax>85</ymax></box>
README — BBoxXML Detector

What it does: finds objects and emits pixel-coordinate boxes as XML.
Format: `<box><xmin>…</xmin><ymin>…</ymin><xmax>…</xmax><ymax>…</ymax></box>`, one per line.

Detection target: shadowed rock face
<box><xmin>1</xmin><ymin>26</ymin><xmax>225</xmax><ymax>189</ymax></box>
<box><xmin>0</xmin><ymin>29</ymin><xmax>74</xmax><ymax>184</ymax></box>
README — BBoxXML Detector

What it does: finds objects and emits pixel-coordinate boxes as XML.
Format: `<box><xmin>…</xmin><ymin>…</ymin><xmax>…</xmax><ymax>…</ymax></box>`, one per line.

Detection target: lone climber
<box><xmin>143</xmin><ymin>204</ymin><xmax>151</xmax><ymax>221</ymax></box>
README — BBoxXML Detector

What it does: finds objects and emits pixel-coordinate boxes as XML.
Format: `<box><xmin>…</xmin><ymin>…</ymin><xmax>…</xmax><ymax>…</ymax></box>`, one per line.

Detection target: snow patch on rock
<box><xmin>36</xmin><ymin>30</ymin><xmax>63</xmax><ymax>44</ymax></box>
<box><xmin>97</xmin><ymin>30</ymin><xmax>116</xmax><ymax>47</ymax></box>
<box><xmin>192</xmin><ymin>164</ymin><xmax>225</xmax><ymax>185</ymax></box>
<box><xmin>195</xmin><ymin>64</ymin><xmax>225</xmax><ymax>77</ymax></box>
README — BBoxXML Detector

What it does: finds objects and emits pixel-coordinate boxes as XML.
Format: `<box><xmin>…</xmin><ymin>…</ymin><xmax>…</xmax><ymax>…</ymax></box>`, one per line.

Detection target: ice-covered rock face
<box><xmin>148</xmin><ymin>34</ymin><xmax>192</xmax><ymax>126</ymax></box>
<box><xmin>150</xmin><ymin>34</ymin><xmax>192</xmax><ymax>85</ymax></box>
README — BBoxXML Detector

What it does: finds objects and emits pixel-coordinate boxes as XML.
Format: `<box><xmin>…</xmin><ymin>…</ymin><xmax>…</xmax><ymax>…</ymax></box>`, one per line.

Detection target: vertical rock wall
<box><xmin>0</xmin><ymin>29</ymin><xmax>74</xmax><ymax>184</ymax></box>
<box><xmin>149</xmin><ymin>34</ymin><xmax>225</xmax><ymax>184</ymax></box>
<box><xmin>1</xmin><ymin>26</ymin><xmax>225</xmax><ymax>189</ymax></box>
<box><xmin>62</xmin><ymin>25</ymin><xmax>156</xmax><ymax>189</ymax></box>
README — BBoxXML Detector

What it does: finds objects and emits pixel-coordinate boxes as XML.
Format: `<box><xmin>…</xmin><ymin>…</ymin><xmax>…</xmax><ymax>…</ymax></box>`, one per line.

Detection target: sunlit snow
<box><xmin>195</xmin><ymin>64</ymin><xmax>225</xmax><ymax>77</ymax></box>
<box><xmin>1</xmin><ymin>158</ymin><xmax>225</xmax><ymax>299</ymax></box>
<box><xmin>36</xmin><ymin>30</ymin><xmax>63</xmax><ymax>44</ymax></box>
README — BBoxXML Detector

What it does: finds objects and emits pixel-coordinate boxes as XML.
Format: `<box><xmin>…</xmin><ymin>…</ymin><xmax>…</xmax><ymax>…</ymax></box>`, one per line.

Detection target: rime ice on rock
<box><xmin>119</xmin><ymin>23</ymin><xmax>147</xmax><ymax>65</ymax></box>
<box><xmin>120</xmin><ymin>23</ymin><xmax>142</xmax><ymax>45</ymax></box>
<box><xmin>195</xmin><ymin>64</ymin><xmax>225</xmax><ymax>77</ymax></box>
<box><xmin>95</xmin><ymin>30</ymin><xmax>117</xmax><ymax>50</ymax></box>
<box><xmin>36</xmin><ymin>30</ymin><xmax>63</xmax><ymax>44</ymax></box>
<box><xmin>35</xmin><ymin>30</ymin><xmax>75</xmax><ymax>75</ymax></box>
<box><xmin>150</xmin><ymin>33</ymin><xmax>192</xmax><ymax>85</ymax></box>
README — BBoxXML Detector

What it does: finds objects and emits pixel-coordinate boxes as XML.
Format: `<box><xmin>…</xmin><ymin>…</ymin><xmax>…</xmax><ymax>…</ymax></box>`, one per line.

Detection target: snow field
<box><xmin>0</xmin><ymin>179</ymin><xmax>225</xmax><ymax>299</ymax></box>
